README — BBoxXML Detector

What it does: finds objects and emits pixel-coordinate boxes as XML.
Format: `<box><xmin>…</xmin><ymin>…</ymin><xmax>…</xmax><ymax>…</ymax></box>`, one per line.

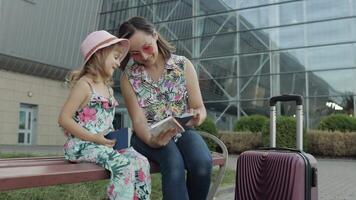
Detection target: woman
<box><xmin>117</xmin><ymin>16</ymin><xmax>212</xmax><ymax>200</ymax></box>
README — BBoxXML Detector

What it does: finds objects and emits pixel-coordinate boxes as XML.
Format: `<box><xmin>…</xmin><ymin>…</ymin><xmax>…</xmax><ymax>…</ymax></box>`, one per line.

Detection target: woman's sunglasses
<box><xmin>130</xmin><ymin>44</ymin><xmax>154</xmax><ymax>60</ymax></box>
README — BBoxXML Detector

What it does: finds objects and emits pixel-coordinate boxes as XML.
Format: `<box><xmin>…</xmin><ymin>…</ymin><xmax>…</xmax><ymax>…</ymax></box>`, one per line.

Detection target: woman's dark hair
<box><xmin>116</xmin><ymin>16</ymin><xmax>175</xmax><ymax>70</ymax></box>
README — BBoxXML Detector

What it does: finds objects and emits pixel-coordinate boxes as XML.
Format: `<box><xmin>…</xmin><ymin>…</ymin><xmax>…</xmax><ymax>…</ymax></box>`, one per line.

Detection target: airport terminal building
<box><xmin>0</xmin><ymin>0</ymin><xmax>355</xmax><ymax>146</ymax></box>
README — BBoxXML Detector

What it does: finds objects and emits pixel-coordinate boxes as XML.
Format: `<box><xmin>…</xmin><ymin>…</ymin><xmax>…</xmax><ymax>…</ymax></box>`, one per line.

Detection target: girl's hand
<box><xmin>149</xmin><ymin>128</ymin><xmax>178</xmax><ymax>148</ymax></box>
<box><xmin>93</xmin><ymin>133</ymin><xmax>116</xmax><ymax>148</ymax></box>
<box><xmin>185</xmin><ymin>108</ymin><xmax>200</xmax><ymax>127</ymax></box>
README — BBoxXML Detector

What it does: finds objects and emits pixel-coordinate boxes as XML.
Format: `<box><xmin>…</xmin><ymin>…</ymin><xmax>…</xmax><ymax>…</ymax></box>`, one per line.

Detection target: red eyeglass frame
<box><xmin>130</xmin><ymin>44</ymin><xmax>154</xmax><ymax>60</ymax></box>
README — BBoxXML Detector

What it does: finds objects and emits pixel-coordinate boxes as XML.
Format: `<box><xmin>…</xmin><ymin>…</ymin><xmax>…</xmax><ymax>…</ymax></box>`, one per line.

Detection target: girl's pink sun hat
<box><xmin>80</xmin><ymin>30</ymin><xmax>130</xmax><ymax>66</ymax></box>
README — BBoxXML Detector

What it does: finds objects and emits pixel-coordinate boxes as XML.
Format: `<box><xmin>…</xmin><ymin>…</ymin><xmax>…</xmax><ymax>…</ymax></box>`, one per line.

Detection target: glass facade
<box><xmin>99</xmin><ymin>0</ymin><xmax>356</xmax><ymax>130</ymax></box>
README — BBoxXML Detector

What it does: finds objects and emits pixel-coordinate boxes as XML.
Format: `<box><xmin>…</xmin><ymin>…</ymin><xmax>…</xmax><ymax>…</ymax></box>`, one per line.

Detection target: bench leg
<box><xmin>207</xmin><ymin>163</ymin><xmax>227</xmax><ymax>200</ymax></box>
<box><xmin>198</xmin><ymin>131</ymin><xmax>229</xmax><ymax>200</ymax></box>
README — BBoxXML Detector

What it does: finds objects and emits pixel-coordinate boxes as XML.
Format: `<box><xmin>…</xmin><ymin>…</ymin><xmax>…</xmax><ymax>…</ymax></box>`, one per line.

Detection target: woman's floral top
<box><xmin>125</xmin><ymin>54</ymin><xmax>188</xmax><ymax>125</ymax></box>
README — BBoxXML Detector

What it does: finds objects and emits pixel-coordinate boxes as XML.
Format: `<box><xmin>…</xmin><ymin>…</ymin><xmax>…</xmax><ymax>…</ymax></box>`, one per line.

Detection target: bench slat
<box><xmin>0</xmin><ymin>156</ymin><xmax>66</xmax><ymax>168</ymax></box>
<box><xmin>0</xmin><ymin>153</ymin><xmax>224</xmax><ymax>191</ymax></box>
<box><xmin>0</xmin><ymin>163</ymin><xmax>109</xmax><ymax>191</ymax></box>
<box><xmin>211</xmin><ymin>152</ymin><xmax>226</xmax><ymax>166</ymax></box>
<box><xmin>0</xmin><ymin>153</ymin><xmax>224</xmax><ymax>169</ymax></box>
<box><xmin>0</xmin><ymin>156</ymin><xmax>63</xmax><ymax>162</ymax></box>
<box><xmin>0</xmin><ymin>160</ymin><xmax>68</xmax><ymax>168</ymax></box>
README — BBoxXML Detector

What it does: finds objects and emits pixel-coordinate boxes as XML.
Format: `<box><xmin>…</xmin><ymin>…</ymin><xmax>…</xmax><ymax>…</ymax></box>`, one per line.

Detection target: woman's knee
<box><xmin>189</xmin><ymin>155</ymin><xmax>212</xmax><ymax>177</ymax></box>
<box><xmin>161</xmin><ymin>158</ymin><xmax>185</xmax><ymax>180</ymax></box>
<box><xmin>162</xmin><ymin>166</ymin><xmax>186</xmax><ymax>182</ymax></box>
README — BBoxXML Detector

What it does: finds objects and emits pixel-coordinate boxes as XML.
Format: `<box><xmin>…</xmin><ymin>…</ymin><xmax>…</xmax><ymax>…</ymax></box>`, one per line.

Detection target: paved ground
<box><xmin>215</xmin><ymin>154</ymin><xmax>356</xmax><ymax>200</ymax></box>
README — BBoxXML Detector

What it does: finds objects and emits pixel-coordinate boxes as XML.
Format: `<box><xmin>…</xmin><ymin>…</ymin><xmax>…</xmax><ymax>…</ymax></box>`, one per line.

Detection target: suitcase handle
<box><xmin>270</xmin><ymin>94</ymin><xmax>303</xmax><ymax>106</ymax></box>
<box><xmin>259</xmin><ymin>147</ymin><xmax>302</xmax><ymax>153</ymax></box>
<box><xmin>269</xmin><ymin>94</ymin><xmax>303</xmax><ymax>151</ymax></box>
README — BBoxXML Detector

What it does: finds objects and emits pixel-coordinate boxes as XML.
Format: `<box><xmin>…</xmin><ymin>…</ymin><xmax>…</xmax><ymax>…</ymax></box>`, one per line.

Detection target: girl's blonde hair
<box><xmin>66</xmin><ymin>44</ymin><xmax>122</xmax><ymax>87</ymax></box>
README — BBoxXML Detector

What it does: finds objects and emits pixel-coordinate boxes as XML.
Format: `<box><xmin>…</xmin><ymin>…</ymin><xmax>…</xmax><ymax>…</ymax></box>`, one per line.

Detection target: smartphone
<box><xmin>174</xmin><ymin>113</ymin><xmax>194</xmax><ymax>126</ymax></box>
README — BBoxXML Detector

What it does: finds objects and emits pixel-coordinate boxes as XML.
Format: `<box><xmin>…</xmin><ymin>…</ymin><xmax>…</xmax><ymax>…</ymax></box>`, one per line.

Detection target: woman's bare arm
<box><xmin>184</xmin><ymin>58</ymin><xmax>207</xmax><ymax>126</ymax></box>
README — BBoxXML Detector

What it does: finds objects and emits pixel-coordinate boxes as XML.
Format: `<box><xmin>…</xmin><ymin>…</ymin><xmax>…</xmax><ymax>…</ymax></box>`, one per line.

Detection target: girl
<box><xmin>58</xmin><ymin>30</ymin><xmax>151</xmax><ymax>200</ymax></box>
<box><xmin>117</xmin><ymin>17</ymin><xmax>212</xmax><ymax>200</ymax></box>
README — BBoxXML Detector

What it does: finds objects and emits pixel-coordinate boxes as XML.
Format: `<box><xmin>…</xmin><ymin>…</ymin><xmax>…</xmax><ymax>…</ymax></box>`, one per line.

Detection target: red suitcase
<box><xmin>235</xmin><ymin>95</ymin><xmax>318</xmax><ymax>200</ymax></box>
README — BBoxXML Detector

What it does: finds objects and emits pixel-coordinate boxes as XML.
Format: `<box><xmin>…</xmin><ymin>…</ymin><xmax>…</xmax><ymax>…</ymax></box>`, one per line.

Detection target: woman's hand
<box><xmin>92</xmin><ymin>133</ymin><xmax>116</xmax><ymax>148</ymax></box>
<box><xmin>185</xmin><ymin>108</ymin><xmax>201</xmax><ymax>127</ymax></box>
<box><xmin>149</xmin><ymin>127</ymin><xmax>178</xmax><ymax>148</ymax></box>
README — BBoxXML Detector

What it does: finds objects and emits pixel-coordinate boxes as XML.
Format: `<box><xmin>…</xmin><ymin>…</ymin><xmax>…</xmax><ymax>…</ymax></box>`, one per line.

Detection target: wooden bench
<box><xmin>0</xmin><ymin>132</ymin><xmax>228</xmax><ymax>200</ymax></box>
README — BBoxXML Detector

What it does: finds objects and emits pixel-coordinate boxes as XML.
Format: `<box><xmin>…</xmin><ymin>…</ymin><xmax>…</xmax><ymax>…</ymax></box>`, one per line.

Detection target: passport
<box><xmin>104</xmin><ymin>128</ymin><xmax>132</xmax><ymax>150</ymax></box>
<box><xmin>149</xmin><ymin>116</ymin><xmax>184</xmax><ymax>136</ymax></box>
